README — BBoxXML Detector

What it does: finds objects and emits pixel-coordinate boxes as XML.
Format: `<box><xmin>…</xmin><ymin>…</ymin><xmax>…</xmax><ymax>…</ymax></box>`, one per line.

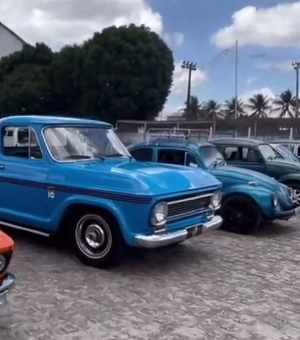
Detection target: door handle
<box><xmin>0</xmin><ymin>165</ymin><xmax>5</xmax><ymax>170</ymax></box>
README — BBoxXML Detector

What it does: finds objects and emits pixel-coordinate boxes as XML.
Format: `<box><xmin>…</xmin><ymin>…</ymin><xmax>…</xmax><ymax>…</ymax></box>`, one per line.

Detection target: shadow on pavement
<box><xmin>1</xmin><ymin>226</ymin><xmax>211</xmax><ymax>274</ymax></box>
<box><xmin>253</xmin><ymin>221</ymin><xmax>298</xmax><ymax>238</ymax></box>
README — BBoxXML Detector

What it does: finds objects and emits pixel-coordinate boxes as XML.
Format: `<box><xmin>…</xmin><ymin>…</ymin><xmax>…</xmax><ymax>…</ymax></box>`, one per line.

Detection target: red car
<box><xmin>0</xmin><ymin>230</ymin><xmax>15</xmax><ymax>309</ymax></box>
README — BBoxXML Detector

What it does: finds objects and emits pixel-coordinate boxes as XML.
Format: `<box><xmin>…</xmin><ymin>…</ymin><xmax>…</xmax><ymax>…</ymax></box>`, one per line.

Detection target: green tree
<box><xmin>78</xmin><ymin>24</ymin><xmax>174</xmax><ymax>122</ymax></box>
<box><xmin>180</xmin><ymin>95</ymin><xmax>203</xmax><ymax>120</ymax></box>
<box><xmin>203</xmin><ymin>100</ymin><xmax>222</xmax><ymax>119</ymax></box>
<box><xmin>48</xmin><ymin>44</ymin><xmax>83</xmax><ymax>116</ymax></box>
<box><xmin>0</xmin><ymin>43</ymin><xmax>54</xmax><ymax>115</ymax></box>
<box><xmin>224</xmin><ymin>97</ymin><xmax>245</xmax><ymax>118</ymax></box>
<box><xmin>272</xmin><ymin>89</ymin><xmax>295</xmax><ymax>118</ymax></box>
<box><xmin>246</xmin><ymin>93</ymin><xmax>271</xmax><ymax>118</ymax></box>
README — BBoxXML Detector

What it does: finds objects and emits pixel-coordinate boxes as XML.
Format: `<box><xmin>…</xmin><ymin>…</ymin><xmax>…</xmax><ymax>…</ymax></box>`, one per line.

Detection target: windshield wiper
<box><xmin>63</xmin><ymin>155</ymin><xmax>92</xmax><ymax>160</ymax></box>
<box><xmin>105</xmin><ymin>153</ymin><xmax>133</xmax><ymax>159</ymax></box>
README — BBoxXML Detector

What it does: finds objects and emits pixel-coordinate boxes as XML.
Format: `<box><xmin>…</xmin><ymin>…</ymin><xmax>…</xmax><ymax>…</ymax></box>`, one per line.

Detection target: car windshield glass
<box><xmin>199</xmin><ymin>146</ymin><xmax>226</xmax><ymax>168</ymax></box>
<box><xmin>276</xmin><ymin>144</ymin><xmax>298</xmax><ymax>161</ymax></box>
<box><xmin>259</xmin><ymin>144</ymin><xmax>282</xmax><ymax>161</ymax></box>
<box><xmin>43</xmin><ymin>126</ymin><xmax>131</xmax><ymax>161</ymax></box>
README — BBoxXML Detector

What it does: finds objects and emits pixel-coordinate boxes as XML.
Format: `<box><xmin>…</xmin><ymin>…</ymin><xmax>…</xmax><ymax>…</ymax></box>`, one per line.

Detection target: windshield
<box><xmin>199</xmin><ymin>146</ymin><xmax>226</xmax><ymax>168</ymax></box>
<box><xmin>274</xmin><ymin>144</ymin><xmax>298</xmax><ymax>162</ymax></box>
<box><xmin>43</xmin><ymin>126</ymin><xmax>131</xmax><ymax>161</ymax></box>
<box><xmin>259</xmin><ymin>144</ymin><xmax>282</xmax><ymax>161</ymax></box>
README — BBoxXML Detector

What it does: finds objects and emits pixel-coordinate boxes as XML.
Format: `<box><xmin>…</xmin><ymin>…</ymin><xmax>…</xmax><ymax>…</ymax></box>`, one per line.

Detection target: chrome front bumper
<box><xmin>0</xmin><ymin>273</ymin><xmax>15</xmax><ymax>309</ymax></box>
<box><xmin>135</xmin><ymin>215</ymin><xmax>222</xmax><ymax>249</ymax></box>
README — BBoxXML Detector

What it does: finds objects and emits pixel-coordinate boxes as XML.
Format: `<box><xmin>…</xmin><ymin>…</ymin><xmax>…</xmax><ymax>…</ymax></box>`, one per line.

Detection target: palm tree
<box><xmin>224</xmin><ymin>97</ymin><xmax>245</xmax><ymax>118</ymax></box>
<box><xmin>180</xmin><ymin>95</ymin><xmax>204</xmax><ymax>120</ymax></box>
<box><xmin>272</xmin><ymin>89</ymin><xmax>295</xmax><ymax>118</ymax></box>
<box><xmin>246</xmin><ymin>93</ymin><xmax>271</xmax><ymax>118</ymax></box>
<box><xmin>203</xmin><ymin>100</ymin><xmax>223</xmax><ymax>119</ymax></box>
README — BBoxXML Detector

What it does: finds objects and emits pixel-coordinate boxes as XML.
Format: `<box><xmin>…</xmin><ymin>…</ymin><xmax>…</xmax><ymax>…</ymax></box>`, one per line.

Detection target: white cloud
<box><xmin>173</xmin><ymin>32</ymin><xmax>184</xmax><ymax>47</ymax></box>
<box><xmin>2</xmin><ymin>0</ymin><xmax>163</xmax><ymax>48</ymax></box>
<box><xmin>160</xmin><ymin>63</ymin><xmax>207</xmax><ymax>120</ymax></box>
<box><xmin>246</xmin><ymin>76</ymin><xmax>256</xmax><ymax>85</ymax></box>
<box><xmin>240</xmin><ymin>87</ymin><xmax>278</xmax><ymax>116</ymax></box>
<box><xmin>254</xmin><ymin>60</ymin><xmax>293</xmax><ymax>73</ymax></box>
<box><xmin>211</xmin><ymin>2</ymin><xmax>300</xmax><ymax>48</ymax></box>
<box><xmin>163</xmin><ymin>32</ymin><xmax>184</xmax><ymax>48</ymax></box>
<box><xmin>172</xmin><ymin>61</ymin><xmax>207</xmax><ymax>94</ymax></box>
<box><xmin>240</xmin><ymin>87</ymin><xmax>276</xmax><ymax>102</ymax></box>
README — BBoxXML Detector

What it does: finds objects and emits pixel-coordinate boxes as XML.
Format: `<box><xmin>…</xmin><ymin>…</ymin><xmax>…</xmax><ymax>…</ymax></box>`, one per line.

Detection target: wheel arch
<box><xmin>222</xmin><ymin>191</ymin><xmax>267</xmax><ymax>218</ymax></box>
<box><xmin>221</xmin><ymin>192</ymin><xmax>264</xmax><ymax>234</ymax></box>
<box><xmin>58</xmin><ymin>203</ymin><xmax>123</xmax><ymax>239</ymax></box>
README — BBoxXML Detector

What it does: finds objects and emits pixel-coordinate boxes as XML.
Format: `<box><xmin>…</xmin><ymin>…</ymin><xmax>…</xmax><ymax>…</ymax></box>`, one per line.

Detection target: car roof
<box><xmin>0</xmin><ymin>115</ymin><xmax>111</xmax><ymax>127</ymax></box>
<box><xmin>210</xmin><ymin>138</ymin><xmax>268</xmax><ymax>146</ymax></box>
<box><xmin>129</xmin><ymin>138</ymin><xmax>214</xmax><ymax>151</ymax></box>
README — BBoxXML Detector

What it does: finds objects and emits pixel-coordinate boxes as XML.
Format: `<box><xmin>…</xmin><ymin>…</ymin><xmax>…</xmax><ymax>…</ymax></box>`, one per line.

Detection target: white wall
<box><xmin>0</xmin><ymin>24</ymin><xmax>24</xmax><ymax>59</ymax></box>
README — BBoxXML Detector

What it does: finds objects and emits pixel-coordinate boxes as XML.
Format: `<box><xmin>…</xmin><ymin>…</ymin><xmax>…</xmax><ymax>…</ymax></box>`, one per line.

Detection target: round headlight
<box><xmin>151</xmin><ymin>202</ymin><xmax>168</xmax><ymax>227</ymax></box>
<box><xmin>273</xmin><ymin>193</ymin><xmax>279</xmax><ymax>207</ymax></box>
<box><xmin>0</xmin><ymin>255</ymin><xmax>6</xmax><ymax>272</ymax></box>
<box><xmin>211</xmin><ymin>190</ymin><xmax>222</xmax><ymax>209</ymax></box>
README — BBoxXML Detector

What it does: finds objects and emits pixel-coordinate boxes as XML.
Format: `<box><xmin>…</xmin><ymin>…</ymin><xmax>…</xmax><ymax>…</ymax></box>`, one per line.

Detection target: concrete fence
<box><xmin>115</xmin><ymin>118</ymin><xmax>300</xmax><ymax>145</ymax></box>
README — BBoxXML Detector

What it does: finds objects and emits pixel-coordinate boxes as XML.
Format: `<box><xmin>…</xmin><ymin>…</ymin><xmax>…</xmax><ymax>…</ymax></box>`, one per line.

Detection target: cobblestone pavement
<box><xmin>1</xmin><ymin>217</ymin><xmax>300</xmax><ymax>340</ymax></box>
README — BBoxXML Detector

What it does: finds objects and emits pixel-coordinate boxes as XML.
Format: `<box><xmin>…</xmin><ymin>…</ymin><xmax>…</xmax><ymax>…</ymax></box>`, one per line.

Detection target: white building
<box><xmin>0</xmin><ymin>22</ymin><xmax>26</xmax><ymax>59</ymax></box>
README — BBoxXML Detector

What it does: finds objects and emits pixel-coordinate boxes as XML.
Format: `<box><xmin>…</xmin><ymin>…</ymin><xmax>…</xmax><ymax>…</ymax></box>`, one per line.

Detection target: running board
<box><xmin>0</xmin><ymin>220</ymin><xmax>51</xmax><ymax>237</ymax></box>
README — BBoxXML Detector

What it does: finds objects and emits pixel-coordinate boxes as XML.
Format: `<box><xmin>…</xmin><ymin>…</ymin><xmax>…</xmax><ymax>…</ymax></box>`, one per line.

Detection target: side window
<box><xmin>185</xmin><ymin>153</ymin><xmax>198</xmax><ymax>167</ymax></box>
<box><xmin>224</xmin><ymin>146</ymin><xmax>239</xmax><ymax>161</ymax></box>
<box><xmin>2</xmin><ymin>126</ymin><xmax>43</xmax><ymax>160</ymax></box>
<box><xmin>158</xmin><ymin>149</ymin><xmax>185</xmax><ymax>165</ymax></box>
<box><xmin>246</xmin><ymin>148</ymin><xmax>260</xmax><ymax>162</ymax></box>
<box><xmin>131</xmin><ymin>148</ymin><xmax>153</xmax><ymax>161</ymax></box>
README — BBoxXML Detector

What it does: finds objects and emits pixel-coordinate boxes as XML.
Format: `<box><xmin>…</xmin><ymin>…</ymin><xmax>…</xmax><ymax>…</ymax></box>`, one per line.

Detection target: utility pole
<box><xmin>234</xmin><ymin>40</ymin><xmax>238</xmax><ymax>119</ymax></box>
<box><xmin>181</xmin><ymin>60</ymin><xmax>197</xmax><ymax>118</ymax></box>
<box><xmin>292</xmin><ymin>61</ymin><xmax>300</xmax><ymax>117</ymax></box>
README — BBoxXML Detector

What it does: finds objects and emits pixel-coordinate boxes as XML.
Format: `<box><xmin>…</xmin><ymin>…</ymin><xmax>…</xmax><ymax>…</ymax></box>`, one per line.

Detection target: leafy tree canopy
<box><xmin>0</xmin><ymin>24</ymin><xmax>174</xmax><ymax>122</ymax></box>
<box><xmin>0</xmin><ymin>43</ymin><xmax>54</xmax><ymax>115</ymax></box>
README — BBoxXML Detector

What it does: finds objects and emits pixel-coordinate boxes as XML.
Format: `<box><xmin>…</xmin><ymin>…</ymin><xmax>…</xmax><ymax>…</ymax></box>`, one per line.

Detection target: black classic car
<box><xmin>210</xmin><ymin>138</ymin><xmax>300</xmax><ymax>205</ymax></box>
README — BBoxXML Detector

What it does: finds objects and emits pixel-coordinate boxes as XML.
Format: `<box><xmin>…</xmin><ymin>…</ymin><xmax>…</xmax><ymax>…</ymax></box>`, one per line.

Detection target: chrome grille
<box><xmin>167</xmin><ymin>193</ymin><xmax>212</xmax><ymax>221</ymax></box>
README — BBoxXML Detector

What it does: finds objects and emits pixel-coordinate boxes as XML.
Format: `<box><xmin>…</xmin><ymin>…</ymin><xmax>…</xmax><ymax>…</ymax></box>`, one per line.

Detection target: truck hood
<box><xmin>210</xmin><ymin>165</ymin><xmax>281</xmax><ymax>190</ymax></box>
<box><xmin>64</xmin><ymin>159</ymin><xmax>221</xmax><ymax>196</ymax></box>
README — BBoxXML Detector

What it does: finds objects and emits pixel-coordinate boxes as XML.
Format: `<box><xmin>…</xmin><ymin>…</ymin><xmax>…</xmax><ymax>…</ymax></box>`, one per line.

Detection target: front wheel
<box><xmin>287</xmin><ymin>182</ymin><xmax>300</xmax><ymax>206</ymax></box>
<box><xmin>70</xmin><ymin>212</ymin><xmax>125</xmax><ymax>268</ymax></box>
<box><xmin>221</xmin><ymin>195</ymin><xmax>263</xmax><ymax>234</ymax></box>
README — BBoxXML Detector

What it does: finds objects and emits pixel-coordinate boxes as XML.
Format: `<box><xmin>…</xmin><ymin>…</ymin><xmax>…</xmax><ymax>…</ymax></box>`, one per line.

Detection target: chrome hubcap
<box><xmin>75</xmin><ymin>214</ymin><xmax>112</xmax><ymax>259</ymax></box>
<box><xmin>85</xmin><ymin>224</ymin><xmax>105</xmax><ymax>248</ymax></box>
<box><xmin>291</xmin><ymin>188</ymin><xmax>300</xmax><ymax>205</ymax></box>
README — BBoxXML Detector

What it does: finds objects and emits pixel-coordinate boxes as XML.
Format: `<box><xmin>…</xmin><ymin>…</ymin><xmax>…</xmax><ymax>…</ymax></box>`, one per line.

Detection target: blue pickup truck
<box><xmin>0</xmin><ymin>116</ymin><xmax>223</xmax><ymax>268</ymax></box>
<box><xmin>128</xmin><ymin>131</ymin><xmax>296</xmax><ymax>234</ymax></box>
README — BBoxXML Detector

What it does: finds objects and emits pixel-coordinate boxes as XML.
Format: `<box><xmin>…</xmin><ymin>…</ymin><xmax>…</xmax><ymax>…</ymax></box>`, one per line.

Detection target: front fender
<box><xmin>278</xmin><ymin>174</ymin><xmax>300</xmax><ymax>184</ymax></box>
<box><xmin>50</xmin><ymin>195</ymin><xmax>130</xmax><ymax>241</ymax></box>
<box><xmin>222</xmin><ymin>184</ymin><xmax>274</xmax><ymax>217</ymax></box>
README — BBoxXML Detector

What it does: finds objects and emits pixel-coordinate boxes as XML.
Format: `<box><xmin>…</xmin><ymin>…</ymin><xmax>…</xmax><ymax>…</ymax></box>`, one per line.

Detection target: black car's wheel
<box><xmin>221</xmin><ymin>195</ymin><xmax>263</xmax><ymax>234</ymax></box>
<box><xmin>287</xmin><ymin>182</ymin><xmax>300</xmax><ymax>206</ymax></box>
<box><xmin>69</xmin><ymin>210</ymin><xmax>125</xmax><ymax>268</ymax></box>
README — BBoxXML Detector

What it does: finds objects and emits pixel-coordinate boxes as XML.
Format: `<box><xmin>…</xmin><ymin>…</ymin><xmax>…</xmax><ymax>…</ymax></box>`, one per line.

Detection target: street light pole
<box><xmin>292</xmin><ymin>61</ymin><xmax>300</xmax><ymax>117</ymax></box>
<box><xmin>181</xmin><ymin>60</ymin><xmax>197</xmax><ymax>118</ymax></box>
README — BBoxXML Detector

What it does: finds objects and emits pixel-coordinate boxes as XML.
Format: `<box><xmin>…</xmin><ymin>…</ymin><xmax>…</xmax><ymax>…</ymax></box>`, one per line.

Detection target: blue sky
<box><xmin>2</xmin><ymin>0</ymin><xmax>300</xmax><ymax>116</ymax></box>
<box><xmin>150</xmin><ymin>0</ymin><xmax>300</xmax><ymax>114</ymax></box>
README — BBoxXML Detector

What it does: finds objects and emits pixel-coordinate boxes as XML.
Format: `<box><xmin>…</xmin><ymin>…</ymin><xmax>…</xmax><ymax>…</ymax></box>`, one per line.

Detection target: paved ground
<box><xmin>1</xmin><ymin>217</ymin><xmax>300</xmax><ymax>340</ymax></box>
